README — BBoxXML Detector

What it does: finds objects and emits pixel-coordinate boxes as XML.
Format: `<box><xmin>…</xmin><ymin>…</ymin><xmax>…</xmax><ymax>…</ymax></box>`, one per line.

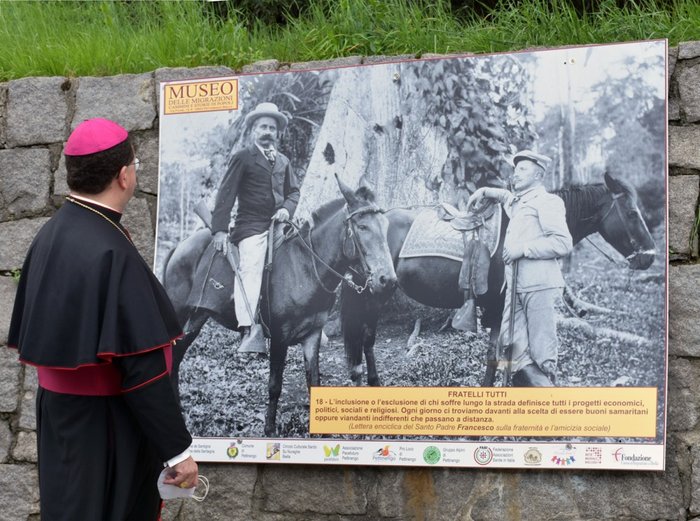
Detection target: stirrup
<box><xmin>237</xmin><ymin>324</ymin><xmax>267</xmax><ymax>354</ymax></box>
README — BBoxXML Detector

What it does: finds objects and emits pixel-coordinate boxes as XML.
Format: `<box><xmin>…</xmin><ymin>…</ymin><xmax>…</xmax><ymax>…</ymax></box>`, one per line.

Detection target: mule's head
<box><xmin>597</xmin><ymin>172</ymin><xmax>656</xmax><ymax>270</ymax></box>
<box><xmin>336</xmin><ymin>175</ymin><xmax>397</xmax><ymax>295</ymax></box>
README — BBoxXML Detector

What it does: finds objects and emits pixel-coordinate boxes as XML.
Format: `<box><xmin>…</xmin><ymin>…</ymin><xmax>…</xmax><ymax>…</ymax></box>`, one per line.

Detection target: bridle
<box><xmin>584</xmin><ymin>191</ymin><xmax>655</xmax><ymax>263</ymax></box>
<box><xmin>288</xmin><ymin>203</ymin><xmax>384</xmax><ymax>294</ymax></box>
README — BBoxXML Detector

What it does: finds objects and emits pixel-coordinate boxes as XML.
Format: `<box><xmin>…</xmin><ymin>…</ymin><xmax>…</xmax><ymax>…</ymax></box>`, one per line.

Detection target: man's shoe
<box><xmin>238</xmin><ymin>324</ymin><xmax>267</xmax><ymax>354</ymax></box>
<box><xmin>511</xmin><ymin>363</ymin><xmax>555</xmax><ymax>387</ymax></box>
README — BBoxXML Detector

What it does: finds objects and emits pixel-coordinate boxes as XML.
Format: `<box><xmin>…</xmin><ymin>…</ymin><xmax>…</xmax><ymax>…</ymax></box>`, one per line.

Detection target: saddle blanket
<box><xmin>399</xmin><ymin>209</ymin><xmax>465</xmax><ymax>261</ymax></box>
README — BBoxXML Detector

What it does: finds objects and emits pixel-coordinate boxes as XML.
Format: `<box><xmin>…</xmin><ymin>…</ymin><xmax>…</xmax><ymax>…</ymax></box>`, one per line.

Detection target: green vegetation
<box><xmin>0</xmin><ymin>0</ymin><xmax>696</xmax><ymax>80</ymax></box>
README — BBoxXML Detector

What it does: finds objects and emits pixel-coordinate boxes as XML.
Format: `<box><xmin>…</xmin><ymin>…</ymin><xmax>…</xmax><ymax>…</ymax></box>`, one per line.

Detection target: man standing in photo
<box><xmin>211</xmin><ymin>102</ymin><xmax>300</xmax><ymax>353</ymax></box>
<box><xmin>468</xmin><ymin>150</ymin><xmax>573</xmax><ymax>386</ymax></box>
<box><xmin>8</xmin><ymin>118</ymin><xmax>198</xmax><ymax>520</ymax></box>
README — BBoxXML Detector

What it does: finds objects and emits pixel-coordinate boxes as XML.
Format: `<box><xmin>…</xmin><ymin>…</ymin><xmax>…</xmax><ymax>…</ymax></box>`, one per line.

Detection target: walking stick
<box><xmin>501</xmin><ymin>260</ymin><xmax>518</xmax><ymax>387</ymax></box>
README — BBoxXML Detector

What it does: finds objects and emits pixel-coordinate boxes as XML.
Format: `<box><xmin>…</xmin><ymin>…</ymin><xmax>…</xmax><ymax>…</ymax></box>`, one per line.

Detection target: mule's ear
<box><xmin>604</xmin><ymin>171</ymin><xmax>625</xmax><ymax>194</ymax></box>
<box><xmin>335</xmin><ymin>173</ymin><xmax>359</xmax><ymax>206</ymax></box>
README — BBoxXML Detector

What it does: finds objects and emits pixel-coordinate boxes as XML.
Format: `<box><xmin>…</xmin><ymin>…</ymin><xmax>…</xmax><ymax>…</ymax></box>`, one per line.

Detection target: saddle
<box><xmin>436</xmin><ymin>201</ymin><xmax>499</xmax><ymax>333</ymax></box>
<box><xmin>186</xmin><ymin>241</ymin><xmax>236</xmax><ymax>313</ymax></box>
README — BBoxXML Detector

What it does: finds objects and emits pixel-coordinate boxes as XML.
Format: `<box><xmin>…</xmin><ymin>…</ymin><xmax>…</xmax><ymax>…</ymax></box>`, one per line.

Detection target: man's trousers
<box><xmin>234</xmin><ymin>231</ymin><xmax>268</xmax><ymax>326</ymax></box>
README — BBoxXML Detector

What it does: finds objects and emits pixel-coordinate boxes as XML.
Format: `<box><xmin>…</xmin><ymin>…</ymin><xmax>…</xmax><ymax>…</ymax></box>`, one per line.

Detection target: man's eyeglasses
<box><xmin>131</xmin><ymin>157</ymin><xmax>141</xmax><ymax>171</ymax></box>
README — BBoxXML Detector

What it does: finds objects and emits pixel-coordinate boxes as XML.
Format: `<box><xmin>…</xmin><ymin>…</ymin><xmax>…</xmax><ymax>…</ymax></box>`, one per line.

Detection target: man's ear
<box><xmin>116</xmin><ymin>165</ymin><xmax>129</xmax><ymax>190</ymax></box>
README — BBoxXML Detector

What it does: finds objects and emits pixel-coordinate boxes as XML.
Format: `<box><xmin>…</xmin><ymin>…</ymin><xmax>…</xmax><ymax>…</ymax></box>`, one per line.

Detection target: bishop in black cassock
<box><xmin>8</xmin><ymin>118</ymin><xmax>198</xmax><ymax>520</ymax></box>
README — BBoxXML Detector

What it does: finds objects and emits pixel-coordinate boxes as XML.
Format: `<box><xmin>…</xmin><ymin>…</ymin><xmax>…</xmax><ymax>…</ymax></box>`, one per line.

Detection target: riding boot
<box><xmin>511</xmin><ymin>363</ymin><xmax>554</xmax><ymax>387</ymax></box>
<box><xmin>238</xmin><ymin>324</ymin><xmax>267</xmax><ymax>354</ymax></box>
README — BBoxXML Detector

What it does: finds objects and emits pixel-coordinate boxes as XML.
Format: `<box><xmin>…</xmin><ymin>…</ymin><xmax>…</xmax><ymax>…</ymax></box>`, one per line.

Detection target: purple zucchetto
<box><xmin>64</xmin><ymin>118</ymin><xmax>129</xmax><ymax>156</ymax></box>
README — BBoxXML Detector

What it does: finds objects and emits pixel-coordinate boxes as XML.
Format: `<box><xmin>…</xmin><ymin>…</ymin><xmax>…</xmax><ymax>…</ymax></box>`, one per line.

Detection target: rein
<box><xmin>283</xmin><ymin>204</ymin><xmax>383</xmax><ymax>295</ymax></box>
<box><xmin>582</xmin><ymin>192</ymin><xmax>654</xmax><ymax>263</ymax></box>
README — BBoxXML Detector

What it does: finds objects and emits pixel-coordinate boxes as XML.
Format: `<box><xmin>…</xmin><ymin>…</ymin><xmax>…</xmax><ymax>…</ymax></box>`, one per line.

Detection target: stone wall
<box><xmin>0</xmin><ymin>45</ymin><xmax>697</xmax><ymax>521</ymax></box>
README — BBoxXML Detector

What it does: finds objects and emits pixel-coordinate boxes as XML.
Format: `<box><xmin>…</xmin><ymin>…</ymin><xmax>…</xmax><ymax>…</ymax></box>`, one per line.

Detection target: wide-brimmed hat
<box><xmin>511</xmin><ymin>149</ymin><xmax>551</xmax><ymax>171</ymax></box>
<box><xmin>244</xmin><ymin>102</ymin><xmax>288</xmax><ymax>132</ymax></box>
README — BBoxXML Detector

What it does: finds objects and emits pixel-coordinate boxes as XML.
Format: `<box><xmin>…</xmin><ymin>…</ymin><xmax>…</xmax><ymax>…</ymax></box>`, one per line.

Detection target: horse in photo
<box><xmin>163</xmin><ymin>176</ymin><xmax>397</xmax><ymax>435</ymax></box>
<box><xmin>340</xmin><ymin>172</ymin><xmax>657</xmax><ymax>388</ymax></box>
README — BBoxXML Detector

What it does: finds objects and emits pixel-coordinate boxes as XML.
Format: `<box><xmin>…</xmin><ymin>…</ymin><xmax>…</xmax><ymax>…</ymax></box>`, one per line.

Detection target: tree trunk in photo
<box><xmin>297</xmin><ymin>56</ymin><xmax>536</xmax><ymax>217</ymax></box>
<box><xmin>296</xmin><ymin>64</ymin><xmax>443</xmax><ymax>219</ymax></box>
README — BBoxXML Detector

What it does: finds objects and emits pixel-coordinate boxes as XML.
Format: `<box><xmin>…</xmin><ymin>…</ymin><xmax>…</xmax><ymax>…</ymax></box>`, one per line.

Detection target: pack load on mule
<box><xmin>163</xmin><ymin>175</ymin><xmax>397</xmax><ymax>435</ymax></box>
<box><xmin>340</xmin><ymin>171</ymin><xmax>657</xmax><ymax>388</ymax></box>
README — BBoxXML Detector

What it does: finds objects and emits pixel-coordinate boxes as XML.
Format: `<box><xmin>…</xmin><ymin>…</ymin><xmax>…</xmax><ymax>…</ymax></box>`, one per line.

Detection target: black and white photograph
<box><xmin>154</xmin><ymin>40</ymin><xmax>667</xmax><ymax>448</ymax></box>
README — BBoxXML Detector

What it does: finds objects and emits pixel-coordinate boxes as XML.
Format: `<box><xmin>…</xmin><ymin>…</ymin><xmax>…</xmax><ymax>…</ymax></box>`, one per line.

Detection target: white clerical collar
<box><xmin>68</xmin><ymin>193</ymin><xmax>122</xmax><ymax>214</ymax></box>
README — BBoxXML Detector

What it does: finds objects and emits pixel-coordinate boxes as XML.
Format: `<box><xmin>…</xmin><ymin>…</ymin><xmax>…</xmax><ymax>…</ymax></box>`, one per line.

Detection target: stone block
<box><xmin>0</xmin><ymin>348</ymin><xmax>20</xmax><ymax>413</ymax></box>
<box><xmin>669</xmin><ymin>125</ymin><xmax>700</xmax><ymax>170</ymax></box>
<box><xmin>0</xmin><ymin>218</ymin><xmax>51</xmax><ymax>271</ymax></box>
<box><xmin>669</xmin><ymin>96</ymin><xmax>681</xmax><ymax>121</ymax></box>
<box><xmin>154</xmin><ymin>66</ymin><xmax>235</xmax><ymax>107</ymax></box>
<box><xmin>668</xmin><ymin>174</ymin><xmax>699</xmax><ymax>255</ymax></box>
<box><xmin>0</xmin><ymin>464</ymin><xmax>40</xmax><ymax>521</ymax></box>
<box><xmin>261</xmin><ymin>465</ymin><xmax>368</xmax><ymax>515</ymax></box>
<box><xmin>468</xmin><ymin>465</ymin><xmax>682</xmax><ymax>521</ymax></box>
<box><xmin>404</xmin><ymin>468</ymin><xmax>477</xmax><ymax>521</ymax></box>
<box><xmin>669</xmin><ymin>264</ymin><xmax>700</xmax><ymax>356</ymax></box>
<box><xmin>679</xmin><ymin>41</ymin><xmax>700</xmax><ymax>60</ymax></box>
<box><xmin>669</xmin><ymin>46</ymin><xmax>678</xmax><ymax>81</ymax></box>
<box><xmin>290</xmin><ymin>56</ymin><xmax>362</xmax><ymax>71</ymax></box>
<box><xmin>73</xmin><ymin>74</ymin><xmax>156</xmax><ymax>132</ymax></box>
<box><xmin>174</xmin><ymin>463</ymin><xmax>257</xmax><ymax>521</ymax></box>
<box><xmin>132</xmin><ymin>130</ymin><xmax>160</xmax><ymax>195</ymax></box>
<box><xmin>12</xmin><ymin>431</ymin><xmax>37</xmax><ymax>463</ymax></box>
<box><xmin>691</xmin><ymin>443</ymin><xmax>700</xmax><ymax>514</ymax></box>
<box><xmin>5</xmin><ymin>77</ymin><xmax>69</xmax><ymax>147</ymax></box>
<box><xmin>375</xmin><ymin>469</ymin><xmax>404</xmax><ymax>517</ymax></box>
<box><xmin>678</xmin><ymin>63</ymin><xmax>700</xmax><ymax>123</ymax></box>
<box><xmin>19</xmin><ymin>366</ymin><xmax>37</xmax><ymax>431</ymax></box>
<box><xmin>53</xmin><ymin>154</ymin><xmax>68</xmax><ymax>198</ymax></box>
<box><xmin>0</xmin><ymin>82</ymin><xmax>7</xmax><ymax>148</ymax></box>
<box><xmin>0</xmin><ymin>276</ymin><xmax>17</xmax><ymax>345</ymax></box>
<box><xmin>241</xmin><ymin>60</ymin><xmax>280</xmax><ymax>74</ymax></box>
<box><xmin>0</xmin><ymin>420</ymin><xmax>10</xmax><ymax>463</ymax></box>
<box><xmin>668</xmin><ymin>357</ymin><xmax>700</xmax><ymax>431</ymax></box>
<box><xmin>123</xmin><ymin>196</ymin><xmax>156</xmax><ymax>268</ymax></box>
<box><xmin>362</xmin><ymin>55</ymin><xmax>415</xmax><ymax>65</ymax></box>
<box><xmin>0</xmin><ymin>148</ymin><xmax>51</xmax><ymax>219</ymax></box>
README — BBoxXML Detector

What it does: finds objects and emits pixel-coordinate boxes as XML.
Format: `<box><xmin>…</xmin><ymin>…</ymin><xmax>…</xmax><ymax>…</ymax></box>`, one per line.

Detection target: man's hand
<box><xmin>163</xmin><ymin>456</ymin><xmax>199</xmax><ymax>489</ymax></box>
<box><xmin>467</xmin><ymin>188</ymin><xmax>488</xmax><ymax>212</ymax></box>
<box><xmin>502</xmin><ymin>243</ymin><xmax>524</xmax><ymax>264</ymax></box>
<box><xmin>272</xmin><ymin>208</ymin><xmax>290</xmax><ymax>222</ymax></box>
<box><xmin>541</xmin><ymin>360</ymin><xmax>558</xmax><ymax>386</ymax></box>
<box><xmin>213</xmin><ymin>231</ymin><xmax>229</xmax><ymax>255</ymax></box>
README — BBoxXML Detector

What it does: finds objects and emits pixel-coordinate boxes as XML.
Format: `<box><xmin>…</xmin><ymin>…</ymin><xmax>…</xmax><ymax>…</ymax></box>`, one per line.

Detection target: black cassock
<box><xmin>9</xmin><ymin>198</ymin><xmax>191</xmax><ymax>521</ymax></box>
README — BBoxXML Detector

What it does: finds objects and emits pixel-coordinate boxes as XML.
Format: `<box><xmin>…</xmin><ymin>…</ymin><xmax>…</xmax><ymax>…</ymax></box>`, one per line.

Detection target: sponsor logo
<box><xmin>373</xmin><ymin>445</ymin><xmax>397</xmax><ymax>462</ymax></box>
<box><xmin>612</xmin><ymin>448</ymin><xmax>655</xmax><ymax>466</ymax></box>
<box><xmin>266</xmin><ymin>443</ymin><xmax>281</xmax><ymax>461</ymax></box>
<box><xmin>226</xmin><ymin>443</ymin><xmax>239</xmax><ymax>459</ymax></box>
<box><xmin>323</xmin><ymin>444</ymin><xmax>341</xmax><ymax>458</ymax></box>
<box><xmin>551</xmin><ymin>444</ymin><xmax>577</xmax><ymax>466</ymax></box>
<box><xmin>523</xmin><ymin>447</ymin><xmax>542</xmax><ymax>466</ymax></box>
<box><xmin>474</xmin><ymin>446</ymin><xmax>494</xmax><ymax>465</ymax></box>
<box><xmin>423</xmin><ymin>446</ymin><xmax>441</xmax><ymax>465</ymax></box>
<box><xmin>585</xmin><ymin>446</ymin><xmax>602</xmax><ymax>465</ymax></box>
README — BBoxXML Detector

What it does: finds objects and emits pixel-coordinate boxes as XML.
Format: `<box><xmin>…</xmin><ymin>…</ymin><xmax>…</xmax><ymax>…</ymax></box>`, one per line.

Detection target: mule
<box><xmin>163</xmin><ymin>177</ymin><xmax>397</xmax><ymax>436</ymax></box>
<box><xmin>340</xmin><ymin>172</ymin><xmax>657</xmax><ymax>387</ymax></box>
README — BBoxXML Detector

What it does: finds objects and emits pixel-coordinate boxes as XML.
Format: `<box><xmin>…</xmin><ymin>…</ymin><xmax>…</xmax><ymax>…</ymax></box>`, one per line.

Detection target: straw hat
<box><xmin>244</xmin><ymin>102</ymin><xmax>288</xmax><ymax>132</ymax></box>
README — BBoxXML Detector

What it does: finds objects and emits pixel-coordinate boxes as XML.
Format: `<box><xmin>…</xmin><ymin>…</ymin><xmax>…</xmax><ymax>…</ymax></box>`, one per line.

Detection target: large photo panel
<box><xmin>155</xmin><ymin>40</ymin><xmax>667</xmax><ymax>470</ymax></box>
